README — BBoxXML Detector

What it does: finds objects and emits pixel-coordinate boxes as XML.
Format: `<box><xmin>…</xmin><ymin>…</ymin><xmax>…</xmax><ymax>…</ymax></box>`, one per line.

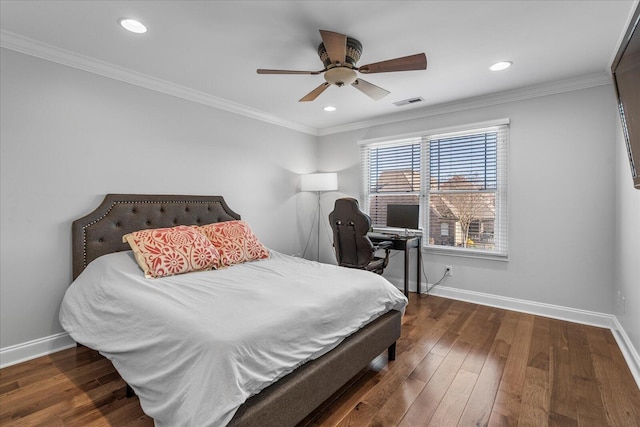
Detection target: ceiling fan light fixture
<box><xmin>119</xmin><ymin>18</ymin><xmax>147</xmax><ymax>34</ymax></box>
<box><xmin>323</xmin><ymin>106</ymin><xmax>337</xmax><ymax>112</ymax></box>
<box><xmin>489</xmin><ymin>61</ymin><xmax>512</xmax><ymax>71</ymax></box>
<box><xmin>324</xmin><ymin>67</ymin><xmax>358</xmax><ymax>86</ymax></box>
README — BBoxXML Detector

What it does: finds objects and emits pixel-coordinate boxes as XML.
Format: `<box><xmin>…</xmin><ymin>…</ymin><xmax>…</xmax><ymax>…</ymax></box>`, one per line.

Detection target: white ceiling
<box><xmin>0</xmin><ymin>1</ymin><xmax>636</xmax><ymax>134</ymax></box>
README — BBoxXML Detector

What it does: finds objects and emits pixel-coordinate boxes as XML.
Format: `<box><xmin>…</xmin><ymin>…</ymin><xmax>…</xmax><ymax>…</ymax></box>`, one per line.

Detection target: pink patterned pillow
<box><xmin>122</xmin><ymin>225</ymin><xmax>220</xmax><ymax>278</ymax></box>
<box><xmin>199</xmin><ymin>220</ymin><xmax>270</xmax><ymax>268</ymax></box>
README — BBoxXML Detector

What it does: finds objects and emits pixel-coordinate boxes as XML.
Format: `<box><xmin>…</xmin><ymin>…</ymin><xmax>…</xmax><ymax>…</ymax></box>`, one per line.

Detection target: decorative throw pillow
<box><xmin>122</xmin><ymin>225</ymin><xmax>220</xmax><ymax>278</ymax></box>
<box><xmin>199</xmin><ymin>220</ymin><xmax>270</xmax><ymax>268</ymax></box>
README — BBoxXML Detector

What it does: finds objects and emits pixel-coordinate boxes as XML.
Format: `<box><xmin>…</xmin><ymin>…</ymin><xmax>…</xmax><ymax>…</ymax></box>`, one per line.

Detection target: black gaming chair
<box><xmin>329</xmin><ymin>198</ymin><xmax>392</xmax><ymax>274</ymax></box>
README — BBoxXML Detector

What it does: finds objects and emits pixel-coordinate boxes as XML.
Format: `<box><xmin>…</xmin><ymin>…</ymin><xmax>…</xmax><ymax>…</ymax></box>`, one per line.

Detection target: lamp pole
<box><xmin>316</xmin><ymin>191</ymin><xmax>322</xmax><ymax>261</ymax></box>
<box><xmin>300</xmin><ymin>172</ymin><xmax>338</xmax><ymax>262</ymax></box>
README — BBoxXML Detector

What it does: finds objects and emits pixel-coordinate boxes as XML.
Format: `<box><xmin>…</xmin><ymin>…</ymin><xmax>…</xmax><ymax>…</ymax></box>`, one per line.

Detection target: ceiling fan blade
<box><xmin>358</xmin><ymin>53</ymin><xmax>427</xmax><ymax>74</ymax></box>
<box><xmin>319</xmin><ymin>30</ymin><xmax>347</xmax><ymax>65</ymax></box>
<box><xmin>257</xmin><ymin>69</ymin><xmax>323</xmax><ymax>75</ymax></box>
<box><xmin>351</xmin><ymin>79</ymin><xmax>390</xmax><ymax>100</ymax></box>
<box><xmin>299</xmin><ymin>82</ymin><xmax>331</xmax><ymax>102</ymax></box>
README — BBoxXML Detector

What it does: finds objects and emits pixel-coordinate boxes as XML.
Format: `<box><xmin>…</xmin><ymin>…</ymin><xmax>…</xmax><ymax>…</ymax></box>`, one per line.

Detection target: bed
<box><xmin>61</xmin><ymin>194</ymin><xmax>406</xmax><ymax>426</ymax></box>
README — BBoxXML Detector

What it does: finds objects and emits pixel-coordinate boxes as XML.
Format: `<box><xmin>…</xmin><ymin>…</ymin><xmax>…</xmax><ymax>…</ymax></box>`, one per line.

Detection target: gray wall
<box><xmin>0</xmin><ymin>48</ymin><xmax>317</xmax><ymax>351</ymax></box>
<box><xmin>318</xmin><ymin>85</ymin><xmax>618</xmax><ymax>315</ymax></box>
<box><xmin>614</xmin><ymin>110</ymin><xmax>640</xmax><ymax>361</ymax></box>
<box><xmin>2</xmin><ymin>46</ymin><xmax>637</xmax><ymax>371</ymax></box>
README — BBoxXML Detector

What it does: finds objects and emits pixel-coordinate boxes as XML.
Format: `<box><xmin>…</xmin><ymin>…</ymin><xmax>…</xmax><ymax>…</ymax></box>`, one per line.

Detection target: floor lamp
<box><xmin>301</xmin><ymin>173</ymin><xmax>338</xmax><ymax>261</ymax></box>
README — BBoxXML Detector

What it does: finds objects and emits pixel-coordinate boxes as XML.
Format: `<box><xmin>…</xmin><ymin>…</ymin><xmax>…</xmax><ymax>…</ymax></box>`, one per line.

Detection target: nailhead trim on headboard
<box><xmin>72</xmin><ymin>195</ymin><xmax>240</xmax><ymax>280</ymax></box>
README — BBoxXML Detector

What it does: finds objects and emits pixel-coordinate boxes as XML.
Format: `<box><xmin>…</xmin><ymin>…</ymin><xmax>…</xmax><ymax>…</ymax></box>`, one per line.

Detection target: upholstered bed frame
<box><xmin>71</xmin><ymin>194</ymin><xmax>402</xmax><ymax>426</ymax></box>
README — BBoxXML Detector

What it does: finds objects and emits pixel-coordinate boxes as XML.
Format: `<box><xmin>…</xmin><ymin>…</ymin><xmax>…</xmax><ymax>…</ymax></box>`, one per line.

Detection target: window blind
<box><xmin>360</xmin><ymin>122</ymin><xmax>508</xmax><ymax>257</ymax></box>
<box><xmin>361</xmin><ymin>138</ymin><xmax>421</xmax><ymax>227</ymax></box>
<box><xmin>429</xmin><ymin>132</ymin><xmax>497</xmax><ymax>191</ymax></box>
<box><xmin>426</xmin><ymin>125</ymin><xmax>508</xmax><ymax>256</ymax></box>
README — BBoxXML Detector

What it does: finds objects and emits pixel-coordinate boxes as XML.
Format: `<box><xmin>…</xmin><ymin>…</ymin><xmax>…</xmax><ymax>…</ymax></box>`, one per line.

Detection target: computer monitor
<box><xmin>386</xmin><ymin>204</ymin><xmax>419</xmax><ymax>230</ymax></box>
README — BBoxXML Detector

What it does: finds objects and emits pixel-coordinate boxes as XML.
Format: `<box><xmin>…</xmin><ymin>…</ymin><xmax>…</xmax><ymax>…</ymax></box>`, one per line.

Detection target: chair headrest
<box><xmin>330</xmin><ymin>198</ymin><xmax>371</xmax><ymax>234</ymax></box>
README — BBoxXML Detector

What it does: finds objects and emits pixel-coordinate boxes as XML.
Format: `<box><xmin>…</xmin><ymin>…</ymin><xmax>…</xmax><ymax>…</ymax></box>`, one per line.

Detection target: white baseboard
<box><xmin>388</xmin><ymin>277</ymin><xmax>640</xmax><ymax>388</ymax></box>
<box><xmin>427</xmin><ymin>284</ymin><xmax>615</xmax><ymax>328</ymax></box>
<box><xmin>2</xmin><ymin>284</ymin><xmax>639</xmax><ymax>390</ymax></box>
<box><xmin>611</xmin><ymin>317</ymin><xmax>640</xmax><ymax>389</ymax></box>
<box><xmin>0</xmin><ymin>332</ymin><xmax>76</xmax><ymax>369</ymax></box>
<box><xmin>410</xmin><ymin>282</ymin><xmax>639</xmax><ymax>389</ymax></box>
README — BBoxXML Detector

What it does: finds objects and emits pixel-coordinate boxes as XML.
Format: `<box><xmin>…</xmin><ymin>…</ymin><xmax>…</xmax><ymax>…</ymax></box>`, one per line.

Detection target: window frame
<box><xmin>361</xmin><ymin>137</ymin><xmax>422</xmax><ymax>231</ymax></box>
<box><xmin>359</xmin><ymin>119</ymin><xmax>509</xmax><ymax>260</ymax></box>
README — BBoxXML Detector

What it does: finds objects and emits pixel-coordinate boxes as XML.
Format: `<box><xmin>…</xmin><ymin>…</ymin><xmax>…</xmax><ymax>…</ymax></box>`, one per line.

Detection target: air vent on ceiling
<box><xmin>393</xmin><ymin>97</ymin><xmax>425</xmax><ymax>107</ymax></box>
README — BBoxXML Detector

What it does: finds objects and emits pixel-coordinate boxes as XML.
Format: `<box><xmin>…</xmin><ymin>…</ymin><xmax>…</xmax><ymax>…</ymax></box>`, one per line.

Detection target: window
<box><xmin>360</xmin><ymin>120</ymin><xmax>508</xmax><ymax>258</ymax></box>
<box><xmin>363</xmin><ymin>139</ymin><xmax>421</xmax><ymax>227</ymax></box>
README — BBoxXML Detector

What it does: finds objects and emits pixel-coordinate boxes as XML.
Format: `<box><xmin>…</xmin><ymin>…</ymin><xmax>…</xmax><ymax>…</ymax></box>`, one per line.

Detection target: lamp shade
<box><xmin>301</xmin><ymin>173</ymin><xmax>338</xmax><ymax>192</ymax></box>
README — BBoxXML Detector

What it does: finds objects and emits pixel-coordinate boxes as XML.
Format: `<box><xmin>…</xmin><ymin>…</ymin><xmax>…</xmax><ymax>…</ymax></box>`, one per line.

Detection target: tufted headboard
<box><xmin>72</xmin><ymin>194</ymin><xmax>241</xmax><ymax>279</ymax></box>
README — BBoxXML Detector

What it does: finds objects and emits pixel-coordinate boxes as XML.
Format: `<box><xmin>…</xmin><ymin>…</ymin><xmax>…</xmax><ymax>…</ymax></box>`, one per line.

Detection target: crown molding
<box><xmin>0</xmin><ymin>30</ymin><xmax>319</xmax><ymax>136</ymax></box>
<box><xmin>317</xmin><ymin>72</ymin><xmax>613</xmax><ymax>136</ymax></box>
<box><xmin>1</xmin><ymin>29</ymin><xmax>612</xmax><ymax>139</ymax></box>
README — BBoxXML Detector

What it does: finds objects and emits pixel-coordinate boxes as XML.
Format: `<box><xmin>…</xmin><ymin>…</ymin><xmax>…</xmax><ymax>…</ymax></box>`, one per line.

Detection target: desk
<box><xmin>368</xmin><ymin>233</ymin><xmax>421</xmax><ymax>297</ymax></box>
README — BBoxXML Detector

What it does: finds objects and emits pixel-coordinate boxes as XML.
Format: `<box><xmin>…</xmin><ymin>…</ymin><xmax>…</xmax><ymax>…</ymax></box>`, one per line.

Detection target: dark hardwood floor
<box><xmin>1</xmin><ymin>294</ymin><xmax>639</xmax><ymax>426</ymax></box>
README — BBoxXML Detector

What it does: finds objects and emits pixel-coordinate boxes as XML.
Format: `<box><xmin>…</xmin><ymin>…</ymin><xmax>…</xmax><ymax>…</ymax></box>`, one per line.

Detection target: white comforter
<box><xmin>59</xmin><ymin>250</ymin><xmax>407</xmax><ymax>426</ymax></box>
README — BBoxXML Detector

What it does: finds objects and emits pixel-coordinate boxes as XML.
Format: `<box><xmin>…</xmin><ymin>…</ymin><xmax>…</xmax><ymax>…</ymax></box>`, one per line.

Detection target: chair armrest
<box><xmin>374</xmin><ymin>241</ymin><xmax>393</xmax><ymax>251</ymax></box>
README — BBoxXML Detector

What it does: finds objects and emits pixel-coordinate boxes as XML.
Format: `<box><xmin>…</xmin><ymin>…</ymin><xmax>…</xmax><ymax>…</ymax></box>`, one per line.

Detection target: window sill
<box><xmin>422</xmin><ymin>245</ymin><xmax>508</xmax><ymax>262</ymax></box>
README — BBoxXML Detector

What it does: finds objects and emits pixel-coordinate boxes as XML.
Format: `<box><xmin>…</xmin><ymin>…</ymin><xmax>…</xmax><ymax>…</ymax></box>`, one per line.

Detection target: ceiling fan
<box><xmin>257</xmin><ymin>30</ymin><xmax>427</xmax><ymax>102</ymax></box>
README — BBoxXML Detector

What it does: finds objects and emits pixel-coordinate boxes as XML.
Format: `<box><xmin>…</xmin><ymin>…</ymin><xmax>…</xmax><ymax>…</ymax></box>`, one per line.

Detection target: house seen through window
<box><xmin>361</xmin><ymin>121</ymin><xmax>508</xmax><ymax>257</ymax></box>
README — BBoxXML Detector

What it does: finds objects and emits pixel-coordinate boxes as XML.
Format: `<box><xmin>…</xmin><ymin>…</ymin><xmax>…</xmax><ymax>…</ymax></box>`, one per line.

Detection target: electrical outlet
<box><xmin>445</xmin><ymin>265</ymin><xmax>452</xmax><ymax>276</ymax></box>
<box><xmin>617</xmin><ymin>291</ymin><xmax>622</xmax><ymax>307</ymax></box>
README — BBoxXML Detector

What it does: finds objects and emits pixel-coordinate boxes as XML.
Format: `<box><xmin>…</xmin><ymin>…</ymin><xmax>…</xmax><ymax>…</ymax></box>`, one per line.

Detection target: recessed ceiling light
<box><xmin>323</xmin><ymin>106</ymin><xmax>337</xmax><ymax>112</ymax></box>
<box><xmin>489</xmin><ymin>61</ymin><xmax>512</xmax><ymax>71</ymax></box>
<box><xmin>119</xmin><ymin>18</ymin><xmax>147</xmax><ymax>34</ymax></box>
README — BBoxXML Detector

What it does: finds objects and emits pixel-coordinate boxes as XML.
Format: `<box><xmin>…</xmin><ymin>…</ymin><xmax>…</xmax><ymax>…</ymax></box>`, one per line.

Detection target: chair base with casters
<box><xmin>329</xmin><ymin>197</ymin><xmax>392</xmax><ymax>275</ymax></box>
